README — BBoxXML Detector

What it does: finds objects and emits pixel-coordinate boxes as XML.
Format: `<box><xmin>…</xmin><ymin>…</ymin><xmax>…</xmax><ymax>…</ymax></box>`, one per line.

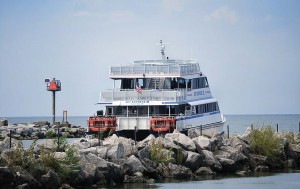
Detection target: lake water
<box><xmin>81</xmin><ymin>170</ymin><xmax>300</xmax><ymax>189</ymax></box>
<box><xmin>2</xmin><ymin>114</ymin><xmax>300</xmax><ymax>135</ymax></box>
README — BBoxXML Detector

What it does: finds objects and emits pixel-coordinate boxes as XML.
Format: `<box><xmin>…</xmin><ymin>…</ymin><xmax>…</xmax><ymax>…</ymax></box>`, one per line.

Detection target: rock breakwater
<box><xmin>0</xmin><ymin>128</ymin><xmax>300</xmax><ymax>188</ymax></box>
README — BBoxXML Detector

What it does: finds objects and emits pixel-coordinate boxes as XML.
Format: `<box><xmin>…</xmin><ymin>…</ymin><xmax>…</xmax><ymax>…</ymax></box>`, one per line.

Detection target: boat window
<box><xmin>121</xmin><ymin>79</ymin><xmax>134</xmax><ymax>89</ymax></box>
<box><xmin>137</xmin><ymin>78</ymin><xmax>144</xmax><ymax>88</ymax></box>
<box><xmin>195</xmin><ymin>102</ymin><xmax>219</xmax><ymax>114</ymax></box>
<box><xmin>192</xmin><ymin>77</ymin><xmax>209</xmax><ymax>89</ymax></box>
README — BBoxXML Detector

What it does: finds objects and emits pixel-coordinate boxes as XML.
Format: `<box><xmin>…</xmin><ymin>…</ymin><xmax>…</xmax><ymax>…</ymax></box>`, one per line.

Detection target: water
<box><xmin>225</xmin><ymin>114</ymin><xmax>300</xmax><ymax>134</ymax></box>
<box><xmin>80</xmin><ymin>171</ymin><xmax>300</xmax><ymax>189</ymax></box>
<box><xmin>2</xmin><ymin>114</ymin><xmax>300</xmax><ymax>134</ymax></box>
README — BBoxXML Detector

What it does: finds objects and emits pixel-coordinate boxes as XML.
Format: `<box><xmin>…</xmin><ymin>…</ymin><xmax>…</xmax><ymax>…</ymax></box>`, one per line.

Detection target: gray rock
<box><xmin>193</xmin><ymin>135</ymin><xmax>211</xmax><ymax>151</ymax></box>
<box><xmin>79</xmin><ymin>147</ymin><xmax>98</xmax><ymax>156</ymax></box>
<box><xmin>209</xmin><ymin>132</ymin><xmax>225</xmax><ymax>151</ymax></box>
<box><xmin>219</xmin><ymin>146</ymin><xmax>248</xmax><ymax>163</ymax></box>
<box><xmin>16</xmin><ymin>183</ymin><xmax>30</xmax><ymax>189</ymax></box>
<box><xmin>195</xmin><ymin>167</ymin><xmax>216</xmax><ymax>175</ymax></box>
<box><xmin>123</xmin><ymin>174</ymin><xmax>144</xmax><ymax>183</ymax></box>
<box><xmin>137</xmin><ymin>134</ymin><xmax>156</xmax><ymax>149</ymax></box>
<box><xmin>201</xmin><ymin>150</ymin><xmax>222</xmax><ymax>171</ymax></box>
<box><xmin>284</xmin><ymin>159</ymin><xmax>296</xmax><ymax>168</ymax></box>
<box><xmin>79</xmin><ymin>153</ymin><xmax>124</xmax><ymax>184</ymax></box>
<box><xmin>255</xmin><ymin>165</ymin><xmax>269</xmax><ymax>172</ymax></box>
<box><xmin>0</xmin><ymin>119</ymin><xmax>8</xmax><ymax>126</ymax></box>
<box><xmin>121</xmin><ymin>155</ymin><xmax>146</xmax><ymax>175</ymax></box>
<box><xmin>217</xmin><ymin>158</ymin><xmax>236</xmax><ymax>172</ymax></box>
<box><xmin>96</xmin><ymin>146</ymin><xmax>109</xmax><ymax>159</ymax></box>
<box><xmin>59</xmin><ymin>184</ymin><xmax>74</xmax><ymax>189</ymax></box>
<box><xmin>106</xmin><ymin>142</ymin><xmax>125</xmax><ymax>160</ymax></box>
<box><xmin>0</xmin><ymin>136</ymin><xmax>20</xmax><ymax>152</ymax></box>
<box><xmin>165</xmin><ymin>130</ymin><xmax>196</xmax><ymax>151</ymax></box>
<box><xmin>155</xmin><ymin>136</ymin><xmax>181</xmax><ymax>151</ymax></box>
<box><xmin>183</xmin><ymin>151</ymin><xmax>203</xmax><ymax>172</ymax></box>
<box><xmin>187</xmin><ymin>128</ymin><xmax>202</xmax><ymax>139</ymax></box>
<box><xmin>290</xmin><ymin>143</ymin><xmax>300</xmax><ymax>154</ymax></box>
<box><xmin>67</xmin><ymin>168</ymin><xmax>93</xmax><ymax>186</ymax></box>
<box><xmin>41</xmin><ymin>170</ymin><xmax>61</xmax><ymax>189</ymax></box>
<box><xmin>228</xmin><ymin>136</ymin><xmax>252</xmax><ymax>156</ymax></box>
<box><xmin>141</xmin><ymin>158</ymin><xmax>160</xmax><ymax>179</ymax></box>
<box><xmin>0</xmin><ymin>166</ymin><xmax>15</xmax><ymax>187</ymax></box>
<box><xmin>156</xmin><ymin>163</ymin><xmax>193</xmax><ymax>178</ymax></box>
<box><xmin>249</xmin><ymin>154</ymin><xmax>267</xmax><ymax>166</ymax></box>
<box><xmin>103</xmin><ymin>135</ymin><xmax>136</xmax><ymax>157</ymax></box>
<box><xmin>137</xmin><ymin>145</ymin><xmax>150</xmax><ymax>160</ymax></box>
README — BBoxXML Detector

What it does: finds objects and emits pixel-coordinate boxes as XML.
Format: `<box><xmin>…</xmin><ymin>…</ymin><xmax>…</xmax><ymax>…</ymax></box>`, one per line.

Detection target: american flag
<box><xmin>135</xmin><ymin>82</ymin><xmax>142</xmax><ymax>94</ymax></box>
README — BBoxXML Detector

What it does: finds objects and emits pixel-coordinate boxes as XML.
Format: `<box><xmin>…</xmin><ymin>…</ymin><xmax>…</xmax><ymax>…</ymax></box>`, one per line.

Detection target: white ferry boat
<box><xmin>88</xmin><ymin>41</ymin><xmax>226</xmax><ymax>138</ymax></box>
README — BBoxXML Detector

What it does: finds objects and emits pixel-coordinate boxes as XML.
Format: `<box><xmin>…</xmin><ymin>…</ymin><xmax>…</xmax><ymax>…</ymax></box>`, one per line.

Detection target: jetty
<box><xmin>0</xmin><ymin>125</ymin><xmax>300</xmax><ymax>188</ymax></box>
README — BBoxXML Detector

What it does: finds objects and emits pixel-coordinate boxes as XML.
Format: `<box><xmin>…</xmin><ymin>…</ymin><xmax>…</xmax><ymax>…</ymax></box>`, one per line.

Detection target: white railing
<box><xmin>109</xmin><ymin>60</ymin><xmax>200</xmax><ymax>77</ymax></box>
<box><xmin>100</xmin><ymin>89</ymin><xmax>186</xmax><ymax>102</ymax></box>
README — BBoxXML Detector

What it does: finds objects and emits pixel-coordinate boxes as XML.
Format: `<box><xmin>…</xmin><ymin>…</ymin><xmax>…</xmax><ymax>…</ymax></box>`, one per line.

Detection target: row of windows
<box><xmin>192</xmin><ymin>77</ymin><xmax>209</xmax><ymax>89</ymax></box>
<box><xmin>192</xmin><ymin>102</ymin><xmax>219</xmax><ymax>114</ymax></box>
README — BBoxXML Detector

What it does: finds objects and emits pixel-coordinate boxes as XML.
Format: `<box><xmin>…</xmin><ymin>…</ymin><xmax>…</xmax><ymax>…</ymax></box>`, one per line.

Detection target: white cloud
<box><xmin>161</xmin><ymin>0</ymin><xmax>184</xmax><ymax>12</ymax></box>
<box><xmin>204</xmin><ymin>6</ymin><xmax>238</xmax><ymax>24</ymax></box>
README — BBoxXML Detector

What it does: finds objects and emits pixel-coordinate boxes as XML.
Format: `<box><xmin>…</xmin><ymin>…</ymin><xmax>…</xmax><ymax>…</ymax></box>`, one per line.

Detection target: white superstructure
<box><xmin>96</xmin><ymin>41</ymin><xmax>226</xmax><ymax>137</ymax></box>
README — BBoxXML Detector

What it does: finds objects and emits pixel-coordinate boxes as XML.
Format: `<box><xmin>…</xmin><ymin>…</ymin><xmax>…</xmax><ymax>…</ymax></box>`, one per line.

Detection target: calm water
<box><xmin>1</xmin><ymin>114</ymin><xmax>300</xmax><ymax>134</ymax></box>
<box><xmin>82</xmin><ymin>171</ymin><xmax>300</xmax><ymax>189</ymax></box>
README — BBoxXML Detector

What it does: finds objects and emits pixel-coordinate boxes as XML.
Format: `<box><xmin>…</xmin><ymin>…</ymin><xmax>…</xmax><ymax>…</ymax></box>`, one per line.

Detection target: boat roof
<box><xmin>109</xmin><ymin>59</ymin><xmax>201</xmax><ymax>79</ymax></box>
<box><xmin>108</xmin><ymin>41</ymin><xmax>202</xmax><ymax>79</ymax></box>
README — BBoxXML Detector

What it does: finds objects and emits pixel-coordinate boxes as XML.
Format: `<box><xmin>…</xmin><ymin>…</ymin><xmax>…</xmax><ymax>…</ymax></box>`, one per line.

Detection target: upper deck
<box><xmin>109</xmin><ymin>59</ymin><xmax>201</xmax><ymax>79</ymax></box>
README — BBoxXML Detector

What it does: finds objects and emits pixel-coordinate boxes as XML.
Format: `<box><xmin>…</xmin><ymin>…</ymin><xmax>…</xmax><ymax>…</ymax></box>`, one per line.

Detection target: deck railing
<box><xmin>100</xmin><ymin>89</ymin><xmax>186</xmax><ymax>102</ymax></box>
<box><xmin>109</xmin><ymin>60</ymin><xmax>200</xmax><ymax>77</ymax></box>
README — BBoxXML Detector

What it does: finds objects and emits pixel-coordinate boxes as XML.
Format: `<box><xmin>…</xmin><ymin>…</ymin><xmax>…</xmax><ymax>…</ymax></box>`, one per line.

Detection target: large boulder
<box><xmin>0</xmin><ymin>167</ymin><xmax>15</xmax><ymax>188</ymax></box>
<box><xmin>106</xmin><ymin>142</ymin><xmax>125</xmax><ymax>160</ymax></box>
<box><xmin>0</xmin><ymin>136</ymin><xmax>20</xmax><ymax>151</ymax></box>
<box><xmin>194</xmin><ymin>167</ymin><xmax>216</xmax><ymax>176</ymax></box>
<box><xmin>165</xmin><ymin>130</ymin><xmax>196</xmax><ymax>151</ymax></box>
<box><xmin>183</xmin><ymin>151</ymin><xmax>203</xmax><ymax>172</ymax></box>
<box><xmin>137</xmin><ymin>134</ymin><xmax>156</xmax><ymax>150</ymax></box>
<box><xmin>0</xmin><ymin>166</ymin><xmax>41</xmax><ymax>189</ymax></box>
<box><xmin>218</xmin><ymin>146</ymin><xmax>248</xmax><ymax>163</ymax></box>
<box><xmin>187</xmin><ymin>128</ymin><xmax>202</xmax><ymax>139</ymax></box>
<box><xmin>137</xmin><ymin>146</ymin><xmax>150</xmax><ymax>160</ymax></box>
<box><xmin>209</xmin><ymin>132</ymin><xmax>225</xmax><ymax>151</ymax></box>
<box><xmin>193</xmin><ymin>135</ymin><xmax>211</xmax><ymax>151</ymax></box>
<box><xmin>201</xmin><ymin>150</ymin><xmax>222</xmax><ymax>171</ymax></box>
<box><xmin>103</xmin><ymin>135</ymin><xmax>136</xmax><ymax>157</ymax></box>
<box><xmin>121</xmin><ymin>155</ymin><xmax>146</xmax><ymax>175</ymax></box>
<box><xmin>156</xmin><ymin>163</ymin><xmax>192</xmax><ymax>178</ymax></box>
<box><xmin>217</xmin><ymin>158</ymin><xmax>236</xmax><ymax>172</ymax></box>
<box><xmin>228</xmin><ymin>136</ymin><xmax>252</xmax><ymax>156</ymax></box>
<box><xmin>41</xmin><ymin>170</ymin><xmax>61</xmax><ymax>189</ymax></box>
<box><xmin>78</xmin><ymin>153</ymin><xmax>124</xmax><ymax>184</ymax></box>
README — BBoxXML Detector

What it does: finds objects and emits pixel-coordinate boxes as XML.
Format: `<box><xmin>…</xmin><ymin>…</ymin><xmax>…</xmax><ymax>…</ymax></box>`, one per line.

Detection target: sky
<box><xmin>0</xmin><ymin>0</ymin><xmax>300</xmax><ymax>117</ymax></box>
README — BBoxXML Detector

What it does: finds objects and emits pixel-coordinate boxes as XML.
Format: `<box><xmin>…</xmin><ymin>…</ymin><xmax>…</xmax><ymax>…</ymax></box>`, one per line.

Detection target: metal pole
<box><xmin>200</xmin><ymin>125</ymin><xmax>202</xmax><ymax>136</ymax></box>
<box><xmin>251</xmin><ymin>124</ymin><xmax>253</xmax><ymax>130</ymax></box>
<box><xmin>276</xmin><ymin>123</ymin><xmax>278</xmax><ymax>132</ymax></box>
<box><xmin>98</xmin><ymin>125</ymin><xmax>100</xmax><ymax>146</ymax></box>
<box><xmin>134</xmin><ymin>126</ymin><xmax>137</xmax><ymax>145</ymax></box>
<box><xmin>52</xmin><ymin>91</ymin><xmax>55</xmax><ymax>125</ymax></box>
<box><xmin>227</xmin><ymin>125</ymin><xmax>229</xmax><ymax>139</ymax></box>
<box><xmin>57</xmin><ymin>125</ymin><xmax>60</xmax><ymax>151</ymax></box>
<box><xmin>9</xmin><ymin>130</ymin><xmax>12</xmax><ymax>149</ymax></box>
<box><xmin>299</xmin><ymin>122</ymin><xmax>300</xmax><ymax>134</ymax></box>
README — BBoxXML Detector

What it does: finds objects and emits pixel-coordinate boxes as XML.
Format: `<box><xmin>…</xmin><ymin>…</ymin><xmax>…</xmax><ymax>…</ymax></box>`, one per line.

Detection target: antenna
<box><xmin>156</xmin><ymin>40</ymin><xmax>169</xmax><ymax>62</ymax></box>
